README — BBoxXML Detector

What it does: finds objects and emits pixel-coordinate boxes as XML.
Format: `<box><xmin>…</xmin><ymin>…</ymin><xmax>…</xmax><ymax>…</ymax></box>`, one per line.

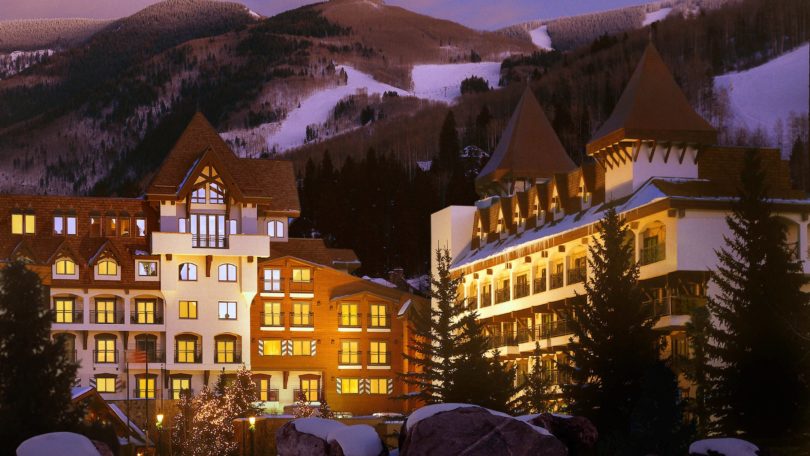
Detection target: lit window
<box><xmin>191</xmin><ymin>187</ymin><xmax>206</xmax><ymax>204</ymax></box>
<box><xmin>257</xmin><ymin>378</ymin><xmax>271</xmax><ymax>401</ymax></box>
<box><xmin>292</xmin><ymin>302</ymin><xmax>311</xmax><ymax>326</ymax></box>
<box><xmin>262</xmin><ymin>339</ymin><xmax>282</xmax><ymax>356</ymax></box>
<box><xmin>95</xmin><ymin>336</ymin><xmax>116</xmax><ymax>363</ymax></box>
<box><xmin>136</xmin><ymin>376</ymin><xmax>156</xmax><ymax>399</ymax></box>
<box><xmin>120</xmin><ymin>218</ymin><xmax>131</xmax><ymax>237</ymax></box>
<box><xmin>135</xmin><ymin>218</ymin><xmax>146</xmax><ymax>237</ymax></box>
<box><xmin>179</xmin><ymin>263</ymin><xmax>197</xmax><ymax>281</ymax></box>
<box><xmin>209</xmin><ymin>182</ymin><xmax>225</xmax><ymax>204</ymax></box>
<box><xmin>55</xmin><ymin>258</ymin><xmax>76</xmax><ymax>275</ymax></box>
<box><xmin>369</xmin><ymin>341</ymin><xmax>388</xmax><ymax>365</ymax></box>
<box><xmin>369</xmin><ymin>378</ymin><xmax>389</xmax><ymax>395</ymax></box>
<box><xmin>292</xmin><ymin>339</ymin><xmax>312</xmax><ymax>356</ymax></box>
<box><xmin>218</xmin><ymin>301</ymin><xmax>237</xmax><ymax>320</ymax></box>
<box><xmin>340</xmin><ymin>302</ymin><xmax>359</xmax><ymax>327</ymax></box>
<box><xmin>171</xmin><ymin>377</ymin><xmax>191</xmax><ymax>399</ymax></box>
<box><xmin>340</xmin><ymin>340</ymin><xmax>359</xmax><ymax>364</ymax></box>
<box><xmin>11</xmin><ymin>213</ymin><xmax>35</xmax><ymax>234</ymax></box>
<box><xmin>176</xmin><ymin>338</ymin><xmax>198</xmax><ymax>363</ymax></box>
<box><xmin>66</xmin><ymin>216</ymin><xmax>77</xmax><ymax>235</ymax></box>
<box><xmin>340</xmin><ymin>378</ymin><xmax>359</xmax><ymax>394</ymax></box>
<box><xmin>218</xmin><ymin>264</ymin><xmax>237</xmax><ymax>282</ymax></box>
<box><xmin>369</xmin><ymin>303</ymin><xmax>388</xmax><ymax>328</ymax></box>
<box><xmin>179</xmin><ymin>300</ymin><xmax>197</xmax><ymax>319</ymax></box>
<box><xmin>53</xmin><ymin>216</ymin><xmax>64</xmax><ymax>235</ymax></box>
<box><xmin>300</xmin><ymin>378</ymin><xmax>319</xmax><ymax>402</ymax></box>
<box><xmin>263</xmin><ymin>269</ymin><xmax>282</xmax><ymax>291</ymax></box>
<box><xmin>106</xmin><ymin>217</ymin><xmax>117</xmax><ymax>236</ymax></box>
<box><xmin>94</xmin><ymin>299</ymin><xmax>116</xmax><ymax>324</ymax></box>
<box><xmin>268</xmin><ymin>220</ymin><xmax>284</xmax><ymax>238</ymax></box>
<box><xmin>216</xmin><ymin>336</ymin><xmax>237</xmax><ymax>363</ymax></box>
<box><xmin>24</xmin><ymin>214</ymin><xmax>35</xmax><ymax>234</ymax></box>
<box><xmin>137</xmin><ymin>261</ymin><xmax>158</xmax><ymax>277</ymax></box>
<box><xmin>54</xmin><ymin>298</ymin><xmax>75</xmax><ymax>323</ymax></box>
<box><xmin>262</xmin><ymin>302</ymin><xmax>282</xmax><ymax>326</ymax></box>
<box><xmin>96</xmin><ymin>375</ymin><xmax>116</xmax><ymax>393</ymax></box>
<box><xmin>134</xmin><ymin>299</ymin><xmax>156</xmax><ymax>324</ymax></box>
<box><xmin>292</xmin><ymin>268</ymin><xmax>311</xmax><ymax>282</ymax></box>
<box><xmin>98</xmin><ymin>259</ymin><xmax>118</xmax><ymax>276</ymax></box>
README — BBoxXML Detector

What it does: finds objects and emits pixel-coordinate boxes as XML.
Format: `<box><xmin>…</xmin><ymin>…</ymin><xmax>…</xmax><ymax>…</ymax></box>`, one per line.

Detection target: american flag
<box><xmin>126</xmin><ymin>350</ymin><xmax>147</xmax><ymax>363</ymax></box>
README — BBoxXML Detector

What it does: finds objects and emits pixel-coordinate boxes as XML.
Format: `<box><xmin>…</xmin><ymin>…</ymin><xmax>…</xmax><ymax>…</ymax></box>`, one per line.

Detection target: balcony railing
<box><xmin>289</xmin><ymin>279</ymin><xmax>315</xmax><ymax>293</ymax></box>
<box><xmin>132</xmin><ymin>388</ymin><xmax>161</xmax><ymax>399</ymax></box>
<box><xmin>53</xmin><ymin>308</ymin><xmax>83</xmax><ymax>324</ymax></box>
<box><xmin>93</xmin><ymin>350</ymin><xmax>119</xmax><ymax>364</ymax></box>
<box><xmin>259</xmin><ymin>389</ymin><xmax>280</xmax><ymax>402</ymax></box>
<box><xmin>260</xmin><ymin>312</ymin><xmax>284</xmax><ymax>327</ymax></box>
<box><xmin>533</xmin><ymin>277</ymin><xmax>546</xmax><ymax>294</ymax></box>
<box><xmin>516</xmin><ymin>326</ymin><xmax>533</xmax><ymax>344</ymax></box>
<box><xmin>90</xmin><ymin>310</ymin><xmax>125</xmax><ymax>324</ymax></box>
<box><xmin>494</xmin><ymin>288</ymin><xmax>510</xmax><ymax>304</ymax></box>
<box><xmin>567</xmin><ymin>266</ymin><xmax>586</xmax><ymax>285</ymax></box>
<box><xmin>338</xmin><ymin>313</ymin><xmax>362</xmax><ymax>328</ymax></box>
<box><xmin>550</xmin><ymin>273</ymin><xmax>564</xmax><ymax>289</ymax></box>
<box><xmin>541</xmin><ymin>369</ymin><xmax>571</xmax><ymax>386</ymax></box>
<box><xmin>513</xmin><ymin>282</ymin><xmax>530</xmax><ymax>299</ymax></box>
<box><xmin>488</xmin><ymin>332</ymin><xmax>516</xmax><ymax>349</ymax></box>
<box><xmin>127</xmin><ymin>349</ymin><xmax>166</xmax><ymax>363</ymax></box>
<box><xmin>215</xmin><ymin>350</ymin><xmax>243</xmax><ymax>364</ymax></box>
<box><xmin>481</xmin><ymin>292</ymin><xmax>492</xmax><ymax>307</ymax></box>
<box><xmin>645</xmin><ymin>296</ymin><xmax>706</xmax><ymax>318</ymax></box>
<box><xmin>130</xmin><ymin>311</ymin><xmax>164</xmax><ymax>325</ymax></box>
<box><xmin>192</xmin><ymin>234</ymin><xmax>228</xmax><ymax>249</ymax></box>
<box><xmin>293</xmin><ymin>389</ymin><xmax>321</xmax><ymax>402</ymax></box>
<box><xmin>338</xmin><ymin>350</ymin><xmax>362</xmax><ymax>365</ymax></box>
<box><xmin>368</xmin><ymin>351</ymin><xmax>390</xmax><ymax>366</ymax></box>
<box><xmin>640</xmin><ymin>243</ymin><xmax>665</xmax><ymax>265</ymax></box>
<box><xmin>262</xmin><ymin>282</ymin><xmax>284</xmax><ymax>293</ymax></box>
<box><xmin>538</xmin><ymin>320</ymin><xmax>573</xmax><ymax>339</ymax></box>
<box><xmin>368</xmin><ymin>314</ymin><xmax>391</xmax><ymax>328</ymax></box>
<box><xmin>174</xmin><ymin>348</ymin><xmax>203</xmax><ymax>364</ymax></box>
<box><xmin>289</xmin><ymin>312</ymin><xmax>314</xmax><ymax>328</ymax></box>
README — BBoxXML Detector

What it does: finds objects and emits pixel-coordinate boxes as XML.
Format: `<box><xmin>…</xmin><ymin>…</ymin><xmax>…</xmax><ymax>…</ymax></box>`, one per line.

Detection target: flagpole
<box><xmin>145</xmin><ymin>354</ymin><xmax>149</xmax><ymax>454</ymax></box>
<box><xmin>126</xmin><ymin>354</ymin><xmax>131</xmax><ymax>455</ymax></box>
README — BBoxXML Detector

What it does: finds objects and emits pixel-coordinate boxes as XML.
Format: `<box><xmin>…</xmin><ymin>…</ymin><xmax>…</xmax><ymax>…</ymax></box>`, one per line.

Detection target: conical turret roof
<box><xmin>586</xmin><ymin>43</ymin><xmax>717</xmax><ymax>154</ymax></box>
<box><xmin>476</xmin><ymin>86</ymin><xmax>576</xmax><ymax>187</ymax></box>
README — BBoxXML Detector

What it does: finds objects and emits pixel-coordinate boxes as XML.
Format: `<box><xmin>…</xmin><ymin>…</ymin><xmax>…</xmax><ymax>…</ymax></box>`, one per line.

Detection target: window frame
<box><xmin>96</xmin><ymin>375</ymin><xmax>117</xmax><ymax>393</ymax></box>
<box><xmin>137</xmin><ymin>260</ymin><xmax>158</xmax><ymax>277</ymax></box>
<box><xmin>369</xmin><ymin>378</ymin><xmax>389</xmax><ymax>395</ymax></box>
<box><xmin>55</xmin><ymin>258</ymin><xmax>77</xmax><ymax>276</ymax></box>
<box><xmin>218</xmin><ymin>301</ymin><xmax>237</xmax><ymax>320</ymax></box>
<box><xmin>263</xmin><ymin>268</ymin><xmax>282</xmax><ymax>291</ymax></box>
<box><xmin>291</xmin><ymin>339</ymin><xmax>312</xmax><ymax>356</ymax></box>
<box><xmin>54</xmin><ymin>297</ymin><xmax>76</xmax><ymax>323</ymax></box>
<box><xmin>179</xmin><ymin>263</ymin><xmax>198</xmax><ymax>281</ymax></box>
<box><xmin>267</xmin><ymin>220</ymin><xmax>285</xmax><ymax>238</ymax></box>
<box><xmin>218</xmin><ymin>263</ymin><xmax>237</xmax><ymax>282</ymax></box>
<box><xmin>340</xmin><ymin>378</ymin><xmax>360</xmax><ymax>394</ymax></box>
<box><xmin>97</xmin><ymin>258</ymin><xmax>118</xmax><ymax>276</ymax></box>
<box><xmin>262</xmin><ymin>339</ymin><xmax>282</xmax><ymax>356</ymax></box>
<box><xmin>179</xmin><ymin>300</ymin><xmax>198</xmax><ymax>319</ymax></box>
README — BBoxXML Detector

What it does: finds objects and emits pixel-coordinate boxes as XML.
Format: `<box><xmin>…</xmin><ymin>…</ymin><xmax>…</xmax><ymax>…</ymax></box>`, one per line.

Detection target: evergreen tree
<box><xmin>514</xmin><ymin>343</ymin><xmax>555</xmax><ymax>415</ymax></box>
<box><xmin>700</xmin><ymin>150</ymin><xmax>810</xmax><ymax>441</ymax></box>
<box><xmin>562</xmin><ymin>207</ymin><xmax>679</xmax><ymax>453</ymax></box>
<box><xmin>225</xmin><ymin>366</ymin><xmax>261</xmax><ymax>419</ymax></box>
<box><xmin>171</xmin><ymin>390</ymin><xmax>194</xmax><ymax>456</ymax></box>
<box><xmin>317</xmin><ymin>399</ymin><xmax>335</xmax><ymax>419</ymax></box>
<box><xmin>187</xmin><ymin>386</ymin><xmax>236</xmax><ymax>456</ymax></box>
<box><xmin>399</xmin><ymin>248</ymin><xmax>516</xmax><ymax>411</ymax></box>
<box><xmin>293</xmin><ymin>390</ymin><xmax>316</xmax><ymax>418</ymax></box>
<box><xmin>0</xmin><ymin>261</ymin><xmax>81</xmax><ymax>453</ymax></box>
<box><xmin>435</xmin><ymin>110</ymin><xmax>460</xmax><ymax>174</ymax></box>
<box><xmin>684</xmin><ymin>305</ymin><xmax>711</xmax><ymax>436</ymax></box>
<box><xmin>788</xmin><ymin>137</ymin><xmax>808</xmax><ymax>193</ymax></box>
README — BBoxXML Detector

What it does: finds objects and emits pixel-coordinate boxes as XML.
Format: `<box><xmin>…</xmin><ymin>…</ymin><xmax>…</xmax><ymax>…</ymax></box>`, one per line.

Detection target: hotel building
<box><xmin>1</xmin><ymin>114</ymin><xmax>420</xmax><ymax>416</ymax></box>
<box><xmin>431</xmin><ymin>44</ymin><xmax>810</xmax><ymax>395</ymax></box>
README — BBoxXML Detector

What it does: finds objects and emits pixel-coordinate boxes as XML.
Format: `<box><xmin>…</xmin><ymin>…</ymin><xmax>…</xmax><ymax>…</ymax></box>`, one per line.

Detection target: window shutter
<box><xmin>74</xmin><ymin>378</ymin><xmax>81</xmax><ymax>387</ymax></box>
<box><xmin>310</xmin><ymin>340</ymin><xmax>317</xmax><ymax>356</ymax></box>
<box><xmin>115</xmin><ymin>378</ymin><xmax>124</xmax><ymax>392</ymax></box>
<box><xmin>387</xmin><ymin>378</ymin><xmax>394</xmax><ymax>394</ymax></box>
<box><xmin>282</xmin><ymin>340</ymin><xmax>292</xmax><ymax>356</ymax></box>
<box><xmin>258</xmin><ymin>339</ymin><xmax>264</xmax><ymax>356</ymax></box>
<box><xmin>89</xmin><ymin>377</ymin><xmax>97</xmax><ymax>388</ymax></box>
<box><xmin>336</xmin><ymin>378</ymin><xmax>342</xmax><ymax>394</ymax></box>
<box><xmin>361</xmin><ymin>378</ymin><xmax>370</xmax><ymax>394</ymax></box>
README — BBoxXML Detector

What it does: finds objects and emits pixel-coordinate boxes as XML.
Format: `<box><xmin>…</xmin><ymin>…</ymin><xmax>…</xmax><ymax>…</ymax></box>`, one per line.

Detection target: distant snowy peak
<box><xmin>529</xmin><ymin>26</ymin><xmax>553</xmax><ymax>51</ymax></box>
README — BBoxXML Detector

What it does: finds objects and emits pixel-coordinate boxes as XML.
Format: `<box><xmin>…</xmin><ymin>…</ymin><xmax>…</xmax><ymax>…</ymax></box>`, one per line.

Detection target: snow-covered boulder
<box><xmin>689</xmin><ymin>438</ymin><xmax>759</xmax><ymax>456</ymax></box>
<box><xmin>524</xmin><ymin>413</ymin><xmax>598</xmax><ymax>455</ymax></box>
<box><xmin>327</xmin><ymin>424</ymin><xmax>388</xmax><ymax>456</ymax></box>
<box><xmin>399</xmin><ymin>404</ymin><xmax>567</xmax><ymax>456</ymax></box>
<box><xmin>17</xmin><ymin>432</ymin><xmax>100</xmax><ymax>456</ymax></box>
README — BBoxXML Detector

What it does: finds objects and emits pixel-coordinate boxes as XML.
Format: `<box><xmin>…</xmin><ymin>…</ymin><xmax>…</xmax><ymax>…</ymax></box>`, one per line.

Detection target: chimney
<box><xmin>388</xmin><ymin>267</ymin><xmax>407</xmax><ymax>290</ymax></box>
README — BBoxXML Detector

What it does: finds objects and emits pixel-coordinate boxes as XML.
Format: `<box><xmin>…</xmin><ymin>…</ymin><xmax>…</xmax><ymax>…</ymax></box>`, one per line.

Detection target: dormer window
<box><xmin>552</xmin><ymin>196</ymin><xmax>561</xmax><ymax>212</ymax></box>
<box><xmin>98</xmin><ymin>259</ymin><xmax>118</xmax><ymax>276</ymax></box>
<box><xmin>53</xmin><ymin>214</ymin><xmax>77</xmax><ymax>235</ymax></box>
<box><xmin>209</xmin><ymin>182</ymin><xmax>225</xmax><ymax>204</ymax></box>
<box><xmin>268</xmin><ymin>220</ymin><xmax>284</xmax><ymax>238</ymax></box>
<box><xmin>55</xmin><ymin>258</ymin><xmax>76</xmax><ymax>276</ymax></box>
<box><xmin>11</xmin><ymin>213</ymin><xmax>35</xmax><ymax>235</ymax></box>
<box><xmin>135</xmin><ymin>217</ymin><xmax>146</xmax><ymax>237</ymax></box>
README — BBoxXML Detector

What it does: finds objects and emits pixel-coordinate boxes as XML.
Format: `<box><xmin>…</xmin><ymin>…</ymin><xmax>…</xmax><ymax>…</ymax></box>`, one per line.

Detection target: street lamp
<box><xmin>248</xmin><ymin>416</ymin><xmax>256</xmax><ymax>456</ymax></box>
<box><xmin>156</xmin><ymin>413</ymin><xmax>164</xmax><ymax>455</ymax></box>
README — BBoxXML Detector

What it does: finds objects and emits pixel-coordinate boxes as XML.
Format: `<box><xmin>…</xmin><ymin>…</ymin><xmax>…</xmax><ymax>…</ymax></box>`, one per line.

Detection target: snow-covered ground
<box><xmin>529</xmin><ymin>25</ymin><xmax>553</xmax><ymax>51</ymax></box>
<box><xmin>714</xmin><ymin>44</ymin><xmax>809</xmax><ymax>150</ymax></box>
<box><xmin>641</xmin><ymin>7</ymin><xmax>672</xmax><ymax>26</ymax></box>
<box><xmin>689</xmin><ymin>438</ymin><xmax>758</xmax><ymax>456</ymax></box>
<box><xmin>411</xmin><ymin>62</ymin><xmax>502</xmax><ymax>102</ymax></box>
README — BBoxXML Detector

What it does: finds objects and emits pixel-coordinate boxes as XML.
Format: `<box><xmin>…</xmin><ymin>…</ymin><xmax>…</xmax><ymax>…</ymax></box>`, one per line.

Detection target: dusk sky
<box><xmin>2</xmin><ymin>0</ymin><xmax>659</xmax><ymax>30</ymax></box>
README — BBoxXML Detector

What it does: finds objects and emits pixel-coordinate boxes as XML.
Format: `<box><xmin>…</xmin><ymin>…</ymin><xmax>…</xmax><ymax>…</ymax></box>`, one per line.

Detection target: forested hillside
<box><xmin>0</xmin><ymin>18</ymin><xmax>111</xmax><ymax>52</ymax></box>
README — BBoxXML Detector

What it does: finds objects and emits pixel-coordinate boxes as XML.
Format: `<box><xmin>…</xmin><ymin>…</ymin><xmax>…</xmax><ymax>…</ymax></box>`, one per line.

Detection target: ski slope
<box><xmin>642</xmin><ymin>7</ymin><xmax>672</xmax><ymax>26</ymax></box>
<box><xmin>529</xmin><ymin>25</ymin><xmax>553</xmax><ymax>51</ymax></box>
<box><xmin>714</xmin><ymin>44</ymin><xmax>809</xmax><ymax>146</ymax></box>
<box><xmin>411</xmin><ymin>62</ymin><xmax>502</xmax><ymax>102</ymax></box>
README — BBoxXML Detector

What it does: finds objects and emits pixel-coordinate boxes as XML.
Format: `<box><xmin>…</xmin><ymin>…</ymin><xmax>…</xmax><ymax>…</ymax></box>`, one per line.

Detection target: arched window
<box><xmin>215</xmin><ymin>334</ymin><xmax>239</xmax><ymax>363</ymax></box>
<box><xmin>97</xmin><ymin>259</ymin><xmax>118</xmax><ymax>276</ymax></box>
<box><xmin>175</xmin><ymin>334</ymin><xmax>200</xmax><ymax>364</ymax></box>
<box><xmin>135</xmin><ymin>334</ymin><xmax>158</xmax><ymax>361</ymax></box>
<box><xmin>179</xmin><ymin>263</ymin><xmax>197</xmax><ymax>281</ymax></box>
<box><xmin>218</xmin><ymin>263</ymin><xmax>237</xmax><ymax>282</ymax></box>
<box><xmin>268</xmin><ymin>220</ymin><xmax>284</xmax><ymax>238</ymax></box>
<box><xmin>640</xmin><ymin>222</ymin><xmax>666</xmax><ymax>265</ymax></box>
<box><xmin>94</xmin><ymin>334</ymin><xmax>117</xmax><ymax>363</ymax></box>
<box><xmin>55</xmin><ymin>258</ymin><xmax>76</xmax><ymax>275</ymax></box>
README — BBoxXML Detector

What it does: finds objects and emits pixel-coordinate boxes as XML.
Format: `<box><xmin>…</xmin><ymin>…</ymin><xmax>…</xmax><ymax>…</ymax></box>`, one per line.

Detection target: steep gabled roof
<box><xmin>146</xmin><ymin>113</ymin><xmax>300</xmax><ymax>214</ymax></box>
<box><xmin>587</xmin><ymin>43</ymin><xmax>717</xmax><ymax>154</ymax></box>
<box><xmin>266</xmin><ymin>238</ymin><xmax>360</xmax><ymax>270</ymax></box>
<box><xmin>476</xmin><ymin>86</ymin><xmax>576</xmax><ymax>187</ymax></box>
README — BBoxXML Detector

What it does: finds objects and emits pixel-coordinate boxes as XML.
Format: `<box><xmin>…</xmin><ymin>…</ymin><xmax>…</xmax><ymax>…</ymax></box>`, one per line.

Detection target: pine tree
<box><xmin>187</xmin><ymin>386</ymin><xmax>236</xmax><ymax>456</ymax></box>
<box><xmin>684</xmin><ymin>305</ymin><xmax>711</xmax><ymax>436</ymax></box>
<box><xmin>701</xmin><ymin>149</ymin><xmax>810</xmax><ymax>441</ymax></box>
<box><xmin>225</xmin><ymin>366</ymin><xmax>261</xmax><ymax>419</ymax></box>
<box><xmin>514</xmin><ymin>343</ymin><xmax>555</xmax><ymax>415</ymax></box>
<box><xmin>171</xmin><ymin>390</ymin><xmax>194</xmax><ymax>456</ymax></box>
<box><xmin>562</xmin><ymin>207</ymin><xmax>678</xmax><ymax>452</ymax></box>
<box><xmin>0</xmin><ymin>261</ymin><xmax>82</xmax><ymax>453</ymax></box>
<box><xmin>317</xmin><ymin>399</ymin><xmax>335</xmax><ymax>419</ymax></box>
<box><xmin>293</xmin><ymin>390</ymin><xmax>316</xmax><ymax>418</ymax></box>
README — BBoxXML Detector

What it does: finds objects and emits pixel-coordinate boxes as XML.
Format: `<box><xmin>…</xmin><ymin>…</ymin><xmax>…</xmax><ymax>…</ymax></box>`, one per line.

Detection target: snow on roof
<box><xmin>108</xmin><ymin>403</ymin><xmax>147</xmax><ymax>442</ymax></box>
<box><xmin>71</xmin><ymin>386</ymin><xmax>93</xmax><ymax>400</ymax></box>
<box><xmin>362</xmin><ymin>276</ymin><xmax>397</xmax><ymax>288</ymax></box>
<box><xmin>16</xmin><ymin>432</ymin><xmax>100</xmax><ymax>456</ymax></box>
<box><xmin>689</xmin><ymin>438</ymin><xmax>758</xmax><ymax>456</ymax></box>
<box><xmin>406</xmin><ymin>403</ymin><xmax>551</xmax><ymax>436</ymax></box>
<box><xmin>292</xmin><ymin>417</ymin><xmax>346</xmax><ymax>441</ymax></box>
<box><xmin>326</xmin><ymin>424</ymin><xmax>383</xmax><ymax>456</ymax></box>
<box><xmin>397</xmin><ymin>299</ymin><xmax>412</xmax><ymax>317</ymax></box>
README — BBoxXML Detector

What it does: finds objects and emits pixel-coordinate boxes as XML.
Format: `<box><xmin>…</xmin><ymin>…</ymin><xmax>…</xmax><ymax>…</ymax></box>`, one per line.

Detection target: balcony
<box><xmin>289</xmin><ymin>312</ymin><xmax>314</xmax><ymax>328</ymax></box>
<box><xmin>93</xmin><ymin>350</ymin><xmax>119</xmax><ymax>364</ymax></box>
<box><xmin>132</xmin><ymin>389</ymin><xmax>162</xmax><ymax>400</ymax></box>
<box><xmin>567</xmin><ymin>266</ymin><xmax>586</xmax><ymax>285</ymax></box>
<box><xmin>538</xmin><ymin>320</ymin><xmax>573</xmax><ymax>339</ymax></box>
<box><xmin>53</xmin><ymin>308</ymin><xmax>83</xmax><ymax>324</ymax></box>
<box><xmin>260</xmin><ymin>312</ymin><xmax>284</xmax><ymax>328</ymax></box>
<box><xmin>646</xmin><ymin>296</ymin><xmax>706</xmax><ymax>318</ymax></box>
<box><xmin>368</xmin><ymin>313</ymin><xmax>391</xmax><ymax>329</ymax></box>
<box><xmin>289</xmin><ymin>279</ymin><xmax>315</xmax><ymax>294</ymax></box>
<box><xmin>293</xmin><ymin>389</ymin><xmax>321</xmax><ymax>403</ymax></box>
<box><xmin>455</xmin><ymin>297</ymin><xmax>476</xmax><ymax>312</ymax></box>
<box><xmin>513</xmin><ymin>282</ymin><xmax>530</xmax><ymax>299</ymax></box>
<box><xmin>90</xmin><ymin>310</ymin><xmax>125</xmax><ymax>325</ymax></box>
<box><xmin>151</xmin><ymin>232</ymin><xmax>270</xmax><ymax>257</ymax></box>
<box><xmin>549</xmin><ymin>273</ymin><xmax>564</xmax><ymax>289</ymax></box>
<box><xmin>540</xmin><ymin>369</ymin><xmax>571</xmax><ymax>386</ymax></box>
<box><xmin>494</xmin><ymin>288</ymin><xmax>510</xmax><ymax>304</ymax></box>
<box><xmin>640</xmin><ymin>243</ymin><xmax>666</xmax><ymax>265</ymax></box>
<box><xmin>174</xmin><ymin>349</ymin><xmax>203</xmax><ymax>364</ymax></box>
<box><xmin>368</xmin><ymin>351</ymin><xmax>390</xmax><ymax>366</ymax></box>
<box><xmin>533</xmin><ymin>277</ymin><xmax>547</xmax><ymax>294</ymax></box>
<box><xmin>215</xmin><ymin>350</ymin><xmax>243</xmax><ymax>364</ymax></box>
<box><xmin>338</xmin><ymin>350</ymin><xmax>362</xmax><ymax>366</ymax></box>
<box><xmin>65</xmin><ymin>350</ymin><xmax>77</xmax><ymax>363</ymax></box>
<box><xmin>338</xmin><ymin>313</ymin><xmax>362</xmax><ymax>328</ymax></box>
<box><xmin>260</xmin><ymin>389</ymin><xmax>280</xmax><ymax>402</ymax></box>
<box><xmin>488</xmin><ymin>332</ymin><xmax>516</xmax><ymax>349</ymax></box>
<box><xmin>515</xmin><ymin>326</ymin><xmax>533</xmax><ymax>344</ymax></box>
<box><xmin>130</xmin><ymin>311</ymin><xmax>164</xmax><ymax>325</ymax></box>
<box><xmin>481</xmin><ymin>292</ymin><xmax>492</xmax><ymax>307</ymax></box>
<box><xmin>127</xmin><ymin>349</ymin><xmax>166</xmax><ymax>363</ymax></box>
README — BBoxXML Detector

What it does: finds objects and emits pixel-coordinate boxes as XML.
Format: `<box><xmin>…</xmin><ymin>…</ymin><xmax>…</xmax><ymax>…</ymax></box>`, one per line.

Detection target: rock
<box><xmin>276</xmin><ymin>420</ymin><xmax>332</xmax><ymax>456</ymax></box>
<box><xmin>327</xmin><ymin>424</ymin><xmax>388</xmax><ymax>456</ymax></box>
<box><xmin>400</xmin><ymin>405</ymin><xmax>567</xmax><ymax>456</ymax></box>
<box><xmin>528</xmin><ymin>413</ymin><xmax>598</xmax><ymax>456</ymax></box>
<box><xmin>689</xmin><ymin>438</ymin><xmax>759</xmax><ymax>456</ymax></box>
<box><xmin>17</xmin><ymin>432</ymin><xmax>100</xmax><ymax>456</ymax></box>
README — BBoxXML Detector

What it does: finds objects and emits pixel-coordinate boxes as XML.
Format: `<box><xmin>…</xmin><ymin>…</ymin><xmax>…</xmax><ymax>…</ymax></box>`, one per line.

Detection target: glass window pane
<box><xmin>24</xmin><ymin>214</ymin><xmax>35</xmax><ymax>234</ymax></box>
<box><xmin>11</xmin><ymin>214</ymin><xmax>23</xmax><ymax>234</ymax></box>
<box><xmin>54</xmin><ymin>216</ymin><xmax>63</xmax><ymax>235</ymax></box>
<box><xmin>67</xmin><ymin>217</ymin><xmax>77</xmax><ymax>235</ymax></box>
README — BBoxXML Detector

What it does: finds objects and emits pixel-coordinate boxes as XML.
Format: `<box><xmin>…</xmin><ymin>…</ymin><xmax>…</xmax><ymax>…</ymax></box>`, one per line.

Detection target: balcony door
<box><xmin>190</xmin><ymin>214</ymin><xmax>226</xmax><ymax>248</ymax></box>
